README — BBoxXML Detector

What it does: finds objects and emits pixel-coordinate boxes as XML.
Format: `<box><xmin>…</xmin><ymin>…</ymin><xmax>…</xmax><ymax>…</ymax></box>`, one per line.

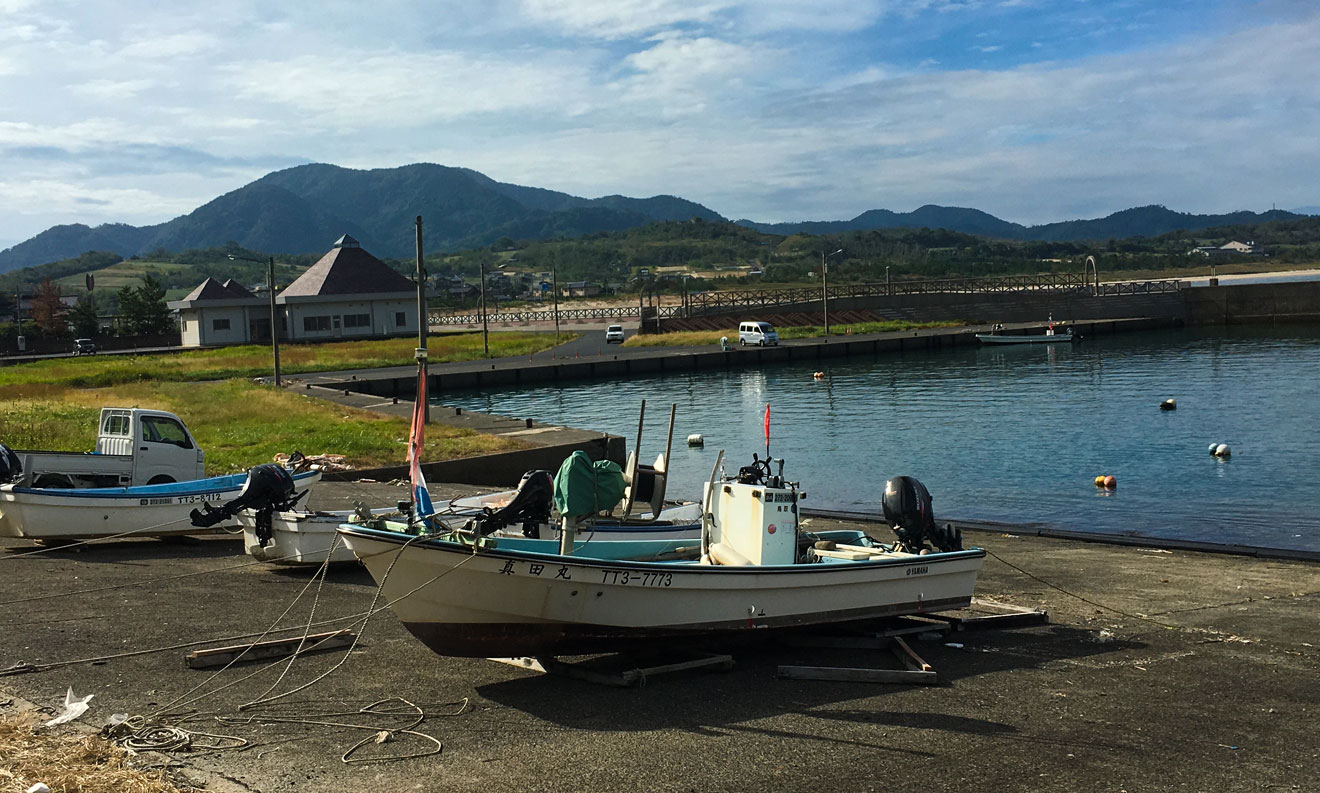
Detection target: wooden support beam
<box><xmin>488</xmin><ymin>653</ymin><xmax>735</xmax><ymax>688</ymax></box>
<box><xmin>185</xmin><ymin>630</ymin><xmax>356</xmax><ymax>669</ymax></box>
<box><xmin>776</xmin><ymin>636</ymin><xmax>937</xmax><ymax>685</ymax></box>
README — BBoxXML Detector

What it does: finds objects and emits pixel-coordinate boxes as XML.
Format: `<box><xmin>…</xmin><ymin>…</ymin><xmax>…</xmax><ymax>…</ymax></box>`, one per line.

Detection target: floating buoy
<box><xmin>686</xmin><ymin>433</ymin><xmax>704</xmax><ymax>447</ymax></box>
<box><xmin>1214</xmin><ymin>444</ymin><xmax>1231</xmax><ymax>458</ymax></box>
<box><xmin>813</xmin><ymin>371</ymin><xmax>824</xmax><ymax>379</ymax></box>
<box><xmin>1104</xmin><ymin>475</ymin><xmax>1117</xmax><ymax>489</ymax></box>
<box><xmin>1160</xmin><ymin>399</ymin><xmax>1176</xmax><ymax>410</ymax></box>
<box><xmin>1094</xmin><ymin>475</ymin><xmax>1107</xmax><ymax>487</ymax></box>
<box><xmin>1208</xmin><ymin>443</ymin><xmax>1218</xmax><ymax>455</ymax></box>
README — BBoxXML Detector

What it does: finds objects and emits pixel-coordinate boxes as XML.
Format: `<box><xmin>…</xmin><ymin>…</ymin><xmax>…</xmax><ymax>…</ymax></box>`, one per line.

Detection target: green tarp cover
<box><xmin>553</xmin><ymin>450</ymin><xmax>626</xmax><ymax>518</ymax></box>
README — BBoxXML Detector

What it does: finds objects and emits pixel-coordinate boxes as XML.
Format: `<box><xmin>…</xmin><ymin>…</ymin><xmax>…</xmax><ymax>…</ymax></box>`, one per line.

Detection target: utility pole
<box><xmin>267</xmin><ymin>257</ymin><xmax>282</xmax><ymax>387</ymax></box>
<box><xmin>415</xmin><ymin>216</ymin><xmax>428</xmax><ymax>423</ymax></box>
<box><xmin>479</xmin><ymin>259</ymin><xmax>489</xmax><ymax>357</ymax></box>
<box><xmin>552</xmin><ymin>266</ymin><xmax>560</xmax><ymax>341</ymax></box>
<box><xmin>821</xmin><ymin>248</ymin><xmax>842</xmax><ymax>335</ymax></box>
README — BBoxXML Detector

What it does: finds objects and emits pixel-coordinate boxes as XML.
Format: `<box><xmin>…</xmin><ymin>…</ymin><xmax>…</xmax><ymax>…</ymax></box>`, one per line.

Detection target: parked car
<box><xmin>73</xmin><ymin>338</ymin><xmax>98</xmax><ymax>355</ymax></box>
<box><xmin>605</xmin><ymin>324</ymin><xmax>625</xmax><ymax>344</ymax></box>
<box><xmin>738</xmin><ymin>321</ymin><xmax>779</xmax><ymax>347</ymax></box>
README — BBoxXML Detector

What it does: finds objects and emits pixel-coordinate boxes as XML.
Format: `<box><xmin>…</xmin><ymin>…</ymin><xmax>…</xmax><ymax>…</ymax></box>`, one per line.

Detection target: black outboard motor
<box><xmin>0</xmin><ymin>444</ymin><xmax>22</xmax><ymax>485</ymax></box>
<box><xmin>469</xmin><ymin>469</ymin><xmax>554</xmax><ymax>537</ymax></box>
<box><xmin>882</xmin><ymin>476</ymin><xmax>962</xmax><ymax>554</ymax></box>
<box><xmin>190</xmin><ymin>464</ymin><xmax>306</xmax><ymax>545</ymax></box>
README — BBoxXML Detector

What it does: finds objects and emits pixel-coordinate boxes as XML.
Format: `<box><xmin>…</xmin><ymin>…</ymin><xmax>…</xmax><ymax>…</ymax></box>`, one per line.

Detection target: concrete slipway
<box><xmin>1</xmin><ymin>480</ymin><xmax>1316</xmax><ymax>793</ymax></box>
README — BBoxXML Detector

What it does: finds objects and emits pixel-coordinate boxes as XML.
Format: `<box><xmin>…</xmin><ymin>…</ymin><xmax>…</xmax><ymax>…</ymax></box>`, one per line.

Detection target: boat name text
<box><xmin>138</xmin><ymin>492</ymin><xmax>226</xmax><ymax>506</ymax></box>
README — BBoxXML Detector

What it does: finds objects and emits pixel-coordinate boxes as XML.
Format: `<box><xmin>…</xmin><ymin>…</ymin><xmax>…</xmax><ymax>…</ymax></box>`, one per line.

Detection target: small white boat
<box><xmin>0</xmin><ymin>467</ymin><xmax>321</xmax><ymax>542</ymax></box>
<box><xmin>337</xmin><ymin>453</ymin><xmax>983</xmax><ymax>658</ymax></box>
<box><xmin>976</xmin><ymin>319</ymin><xmax>1079</xmax><ymax>344</ymax></box>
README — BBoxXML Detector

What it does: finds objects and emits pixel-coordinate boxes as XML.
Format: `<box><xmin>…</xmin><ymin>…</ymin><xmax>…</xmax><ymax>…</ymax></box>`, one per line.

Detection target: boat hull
<box><xmin>0</xmin><ymin>471</ymin><xmax>320</xmax><ymax>541</ymax></box>
<box><xmin>338</xmin><ymin>526</ymin><xmax>984</xmax><ymax>658</ymax></box>
<box><xmin>976</xmin><ymin>332</ymin><xmax>1076</xmax><ymax>344</ymax></box>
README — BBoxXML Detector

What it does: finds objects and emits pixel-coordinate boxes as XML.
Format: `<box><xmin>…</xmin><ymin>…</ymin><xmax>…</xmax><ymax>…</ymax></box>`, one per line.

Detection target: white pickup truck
<box><xmin>8</xmin><ymin>408</ymin><xmax>207</xmax><ymax>488</ymax></box>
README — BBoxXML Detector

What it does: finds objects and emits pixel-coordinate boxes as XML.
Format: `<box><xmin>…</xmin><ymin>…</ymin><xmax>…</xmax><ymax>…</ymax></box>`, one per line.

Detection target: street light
<box><xmin>821</xmin><ymin>248</ymin><xmax>843</xmax><ymax>335</ymax></box>
<box><xmin>228</xmin><ymin>253</ymin><xmax>281</xmax><ymax>386</ymax></box>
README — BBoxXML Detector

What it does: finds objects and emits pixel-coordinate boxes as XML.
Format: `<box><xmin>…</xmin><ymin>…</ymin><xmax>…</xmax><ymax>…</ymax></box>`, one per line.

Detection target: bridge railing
<box><xmin>429</xmin><ymin>274</ymin><xmax>1183</xmax><ymax>325</ymax></box>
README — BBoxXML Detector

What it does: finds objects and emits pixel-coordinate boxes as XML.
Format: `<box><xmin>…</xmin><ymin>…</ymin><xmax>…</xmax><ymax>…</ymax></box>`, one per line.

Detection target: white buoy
<box><xmin>1208</xmin><ymin>443</ymin><xmax>1219</xmax><ymax>455</ymax></box>
<box><xmin>1214</xmin><ymin>443</ymin><xmax>1231</xmax><ymax>458</ymax></box>
<box><xmin>687</xmin><ymin>433</ymin><xmax>705</xmax><ymax>447</ymax></box>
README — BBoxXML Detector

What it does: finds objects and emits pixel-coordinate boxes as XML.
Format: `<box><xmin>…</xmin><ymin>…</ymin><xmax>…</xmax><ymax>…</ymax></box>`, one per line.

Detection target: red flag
<box><xmin>763</xmin><ymin>403</ymin><xmax>770</xmax><ymax>443</ymax></box>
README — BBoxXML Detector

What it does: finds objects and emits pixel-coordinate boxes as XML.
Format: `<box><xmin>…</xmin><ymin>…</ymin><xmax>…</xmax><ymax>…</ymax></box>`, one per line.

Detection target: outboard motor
<box><xmin>0</xmin><ymin>443</ymin><xmax>21</xmax><ymax>485</ymax></box>
<box><xmin>0</xmin><ymin>444</ymin><xmax>22</xmax><ymax>485</ymax></box>
<box><xmin>469</xmin><ymin>469</ymin><xmax>554</xmax><ymax>537</ymax></box>
<box><xmin>882</xmin><ymin>476</ymin><xmax>962</xmax><ymax>554</ymax></box>
<box><xmin>190</xmin><ymin>464</ymin><xmax>306</xmax><ymax>545</ymax></box>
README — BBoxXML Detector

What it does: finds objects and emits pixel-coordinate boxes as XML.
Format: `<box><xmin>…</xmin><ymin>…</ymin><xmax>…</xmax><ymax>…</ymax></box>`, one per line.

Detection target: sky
<box><xmin>2</xmin><ymin>0</ymin><xmax>1318</xmax><ymax>248</ymax></box>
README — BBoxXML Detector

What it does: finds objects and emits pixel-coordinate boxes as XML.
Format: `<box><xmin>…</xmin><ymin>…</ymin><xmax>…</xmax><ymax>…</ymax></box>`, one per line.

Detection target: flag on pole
<box><xmin>763</xmin><ymin>403</ymin><xmax>771</xmax><ymax>455</ymax></box>
<box><xmin>408</xmin><ymin>371</ymin><xmax>434</xmax><ymax>518</ymax></box>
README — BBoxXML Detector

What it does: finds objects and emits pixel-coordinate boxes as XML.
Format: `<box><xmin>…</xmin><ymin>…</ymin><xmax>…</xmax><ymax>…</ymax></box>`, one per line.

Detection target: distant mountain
<box><xmin>0</xmin><ymin>163</ymin><xmax>725</xmax><ymax>273</ymax></box>
<box><xmin>737</xmin><ymin>204</ymin><xmax>1303</xmax><ymax>242</ymax></box>
<box><xmin>0</xmin><ymin>159</ymin><xmax>1305</xmax><ymax>274</ymax></box>
<box><xmin>1290</xmin><ymin>205</ymin><xmax>1320</xmax><ymax>216</ymax></box>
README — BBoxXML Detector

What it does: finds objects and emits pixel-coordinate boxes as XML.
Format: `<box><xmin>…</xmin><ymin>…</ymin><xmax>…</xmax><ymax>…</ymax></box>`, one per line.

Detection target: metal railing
<box><xmin>429</xmin><ymin>274</ymin><xmax>1183</xmax><ymax>325</ymax></box>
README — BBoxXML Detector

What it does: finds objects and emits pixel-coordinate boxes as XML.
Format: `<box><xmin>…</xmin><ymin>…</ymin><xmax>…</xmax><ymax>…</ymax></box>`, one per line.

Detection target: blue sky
<box><xmin>1</xmin><ymin>0</ymin><xmax>1317</xmax><ymax>248</ymax></box>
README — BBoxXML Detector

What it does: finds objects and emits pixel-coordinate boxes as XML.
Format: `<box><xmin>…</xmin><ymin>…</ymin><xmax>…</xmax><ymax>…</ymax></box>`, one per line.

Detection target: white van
<box><xmin>738</xmin><ymin>321</ymin><xmax>779</xmax><ymax>347</ymax></box>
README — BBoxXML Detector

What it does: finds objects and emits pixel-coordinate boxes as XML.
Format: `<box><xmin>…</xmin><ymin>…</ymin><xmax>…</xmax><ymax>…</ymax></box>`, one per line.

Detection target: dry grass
<box><xmin>0</xmin><ymin>381</ymin><xmax>526</xmax><ymax>474</ymax></box>
<box><xmin>0</xmin><ymin>712</ymin><xmax>188</xmax><ymax>793</ymax></box>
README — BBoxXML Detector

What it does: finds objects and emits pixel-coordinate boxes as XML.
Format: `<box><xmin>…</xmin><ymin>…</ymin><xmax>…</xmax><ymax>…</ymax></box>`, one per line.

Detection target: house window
<box><xmin>212</xmin><ymin>318</ymin><xmax>231</xmax><ymax>331</ymax></box>
<box><xmin>302</xmin><ymin>315</ymin><xmax>331</xmax><ymax>332</ymax></box>
<box><xmin>343</xmin><ymin>313</ymin><xmax>371</xmax><ymax>328</ymax></box>
<box><xmin>395</xmin><ymin>311</ymin><xmax>407</xmax><ymax>327</ymax></box>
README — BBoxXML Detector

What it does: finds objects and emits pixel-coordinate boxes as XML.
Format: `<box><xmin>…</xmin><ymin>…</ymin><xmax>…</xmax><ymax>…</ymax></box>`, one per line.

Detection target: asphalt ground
<box><xmin>2</xmin><ymin>480</ymin><xmax>1317</xmax><ymax>792</ymax></box>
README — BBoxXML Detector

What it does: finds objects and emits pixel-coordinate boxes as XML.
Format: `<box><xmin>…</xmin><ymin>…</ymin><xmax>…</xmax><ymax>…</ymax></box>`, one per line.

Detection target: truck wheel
<box><xmin>147</xmin><ymin>475</ymin><xmax>177</xmax><ymax>485</ymax></box>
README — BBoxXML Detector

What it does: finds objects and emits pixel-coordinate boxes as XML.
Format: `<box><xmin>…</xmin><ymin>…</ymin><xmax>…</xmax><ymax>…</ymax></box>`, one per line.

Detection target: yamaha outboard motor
<box><xmin>190</xmin><ymin>464</ymin><xmax>306</xmax><ymax>545</ymax></box>
<box><xmin>882</xmin><ymin>476</ymin><xmax>962</xmax><ymax>554</ymax></box>
<box><xmin>469</xmin><ymin>469</ymin><xmax>554</xmax><ymax>537</ymax></box>
<box><xmin>0</xmin><ymin>444</ymin><xmax>22</xmax><ymax>485</ymax></box>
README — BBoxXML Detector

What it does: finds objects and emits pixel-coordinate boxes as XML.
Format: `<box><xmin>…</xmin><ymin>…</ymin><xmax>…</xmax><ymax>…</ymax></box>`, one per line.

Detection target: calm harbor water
<box><xmin>438</xmin><ymin>325</ymin><xmax>1320</xmax><ymax>552</ymax></box>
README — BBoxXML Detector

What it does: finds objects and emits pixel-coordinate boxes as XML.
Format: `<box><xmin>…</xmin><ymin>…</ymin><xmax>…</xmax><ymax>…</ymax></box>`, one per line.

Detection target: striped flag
<box><xmin>408</xmin><ymin>372</ymin><xmax>433</xmax><ymax>518</ymax></box>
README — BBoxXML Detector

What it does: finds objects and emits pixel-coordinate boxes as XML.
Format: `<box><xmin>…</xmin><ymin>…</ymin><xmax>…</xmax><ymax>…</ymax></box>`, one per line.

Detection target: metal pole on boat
<box><xmin>415</xmin><ymin>216</ymin><xmax>428</xmax><ymax>424</ymax></box>
<box><xmin>700</xmin><ymin>450</ymin><xmax>724</xmax><ymax>563</ymax></box>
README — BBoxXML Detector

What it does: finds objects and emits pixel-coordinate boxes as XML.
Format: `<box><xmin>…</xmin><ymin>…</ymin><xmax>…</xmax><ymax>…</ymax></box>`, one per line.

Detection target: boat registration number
<box><xmin>601</xmin><ymin>569</ymin><xmax>673</xmax><ymax>587</ymax></box>
<box><xmin>138</xmin><ymin>492</ymin><xmax>226</xmax><ymax>506</ymax></box>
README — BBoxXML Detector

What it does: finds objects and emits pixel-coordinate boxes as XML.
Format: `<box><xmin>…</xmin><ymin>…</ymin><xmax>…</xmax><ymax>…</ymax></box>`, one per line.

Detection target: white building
<box><xmin>169</xmin><ymin>279</ymin><xmax>269</xmax><ymax>347</ymax></box>
<box><xmin>277</xmin><ymin>235</ymin><xmax>419</xmax><ymax>342</ymax></box>
<box><xmin>169</xmin><ymin>235</ymin><xmax>421</xmax><ymax>347</ymax></box>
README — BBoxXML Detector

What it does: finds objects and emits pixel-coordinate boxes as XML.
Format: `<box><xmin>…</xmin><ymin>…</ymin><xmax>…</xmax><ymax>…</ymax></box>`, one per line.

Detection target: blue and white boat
<box><xmin>0</xmin><ymin>468</ymin><xmax>320</xmax><ymax>543</ymax></box>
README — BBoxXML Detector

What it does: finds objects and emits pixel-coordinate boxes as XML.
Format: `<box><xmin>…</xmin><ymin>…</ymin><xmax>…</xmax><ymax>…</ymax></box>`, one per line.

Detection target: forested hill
<box><xmin>0</xmin><ymin>163</ymin><xmax>724</xmax><ymax>273</ymax></box>
<box><xmin>738</xmin><ymin>205</ymin><xmax>1305</xmax><ymax>241</ymax></box>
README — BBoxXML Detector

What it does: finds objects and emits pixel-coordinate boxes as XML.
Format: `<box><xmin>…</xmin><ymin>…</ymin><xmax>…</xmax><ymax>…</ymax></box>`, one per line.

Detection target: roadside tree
<box><xmin>68</xmin><ymin>295</ymin><xmax>101</xmax><ymax>337</ymax></box>
<box><xmin>30</xmin><ymin>277</ymin><xmax>68</xmax><ymax>335</ymax></box>
<box><xmin>118</xmin><ymin>275</ymin><xmax>172</xmax><ymax>335</ymax></box>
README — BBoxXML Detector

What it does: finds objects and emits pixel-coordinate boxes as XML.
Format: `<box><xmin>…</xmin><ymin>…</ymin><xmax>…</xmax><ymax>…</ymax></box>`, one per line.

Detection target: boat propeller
<box><xmin>189</xmin><ymin>463</ymin><xmax>308</xmax><ymax>544</ymax></box>
<box><xmin>882</xmin><ymin>475</ymin><xmax>963</xmax><ymax>554</ymax></box>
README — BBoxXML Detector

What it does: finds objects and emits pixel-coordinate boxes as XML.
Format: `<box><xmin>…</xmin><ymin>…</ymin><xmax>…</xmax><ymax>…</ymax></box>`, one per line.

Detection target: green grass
<box><xmin>621</xmin><ymin>320</ymin><xmax>966</xmax><ymax>347</ymax></box>
<box><xmin>0</xmin><ymin>332</ymin><xmax>572</xmax><ymax>388</ymax></box>
<box><xmin>0</xmin><ymin>381</ymin><xmax>525</xmax><ymax>474</ymax></box>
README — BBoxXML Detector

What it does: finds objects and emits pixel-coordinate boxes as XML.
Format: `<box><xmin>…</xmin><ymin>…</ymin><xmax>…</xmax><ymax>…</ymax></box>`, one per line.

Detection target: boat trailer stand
<box><xmin>488</xmin><ymin>653</ymin><xmax>736</xmax><ymax>688</ymax></box>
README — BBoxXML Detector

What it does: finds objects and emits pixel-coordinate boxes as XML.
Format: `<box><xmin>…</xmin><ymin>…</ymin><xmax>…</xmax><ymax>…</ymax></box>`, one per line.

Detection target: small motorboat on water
<box><xmin>336</xmin><ymin>451</ymin><xmax>984</xmax><ymax>659</ymax></box>
<box><xmin>975</xmin><ymin>317</ymin><xmax>1080</xmax><ymax>345</ymax></box>
<box><xmin>0</xmin><ymin>463</ymin><xmax>320</xmax><ymax>543</ymax></box>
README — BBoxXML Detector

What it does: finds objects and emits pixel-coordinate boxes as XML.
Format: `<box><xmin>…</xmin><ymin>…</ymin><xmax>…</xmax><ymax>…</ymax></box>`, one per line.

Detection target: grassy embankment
<box><xmin>0</xmin><ymin>332</ymin><xmax>570</xmax><ymax>473</ymax></box>
<box><xmin>621</xmin><ymin>320</ymin><xmax>966</xmax><ymax>347</ymax></box>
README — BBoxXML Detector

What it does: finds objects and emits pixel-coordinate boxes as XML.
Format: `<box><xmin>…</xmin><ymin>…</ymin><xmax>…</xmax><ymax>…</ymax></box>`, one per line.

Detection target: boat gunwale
<box><xmin>337</xmin><ymin>523</ymin><xmax>986</xmax><ymax>574</ymax></box>
<box><xmin>3</xmin><ymin>469</ymin><xmax>320</xmax><ymax>499</ymax></box>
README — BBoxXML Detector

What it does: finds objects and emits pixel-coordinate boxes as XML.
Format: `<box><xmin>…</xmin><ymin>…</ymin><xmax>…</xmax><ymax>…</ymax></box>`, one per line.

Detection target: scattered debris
<box><xmin>44</xmin><ymin>688</ymin><xmax>93</xmax><ymax>727</ymax></box>
<box><xmin>274</xmin><ymin>452</ymin><xmax>354</xmax><ymax>472</ymax></box>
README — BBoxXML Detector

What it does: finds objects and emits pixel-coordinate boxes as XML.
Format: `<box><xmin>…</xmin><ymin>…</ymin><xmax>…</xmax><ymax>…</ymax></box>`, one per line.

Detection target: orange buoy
<box><xmin>1104</xmin><ymin>475</ymin><xmax>1117</xmax><ymax>489</ymax></box>
<box><xmin>813</xmin><ymin>371</ymin><xmax>824</xmax><ymax>379</ymax></box>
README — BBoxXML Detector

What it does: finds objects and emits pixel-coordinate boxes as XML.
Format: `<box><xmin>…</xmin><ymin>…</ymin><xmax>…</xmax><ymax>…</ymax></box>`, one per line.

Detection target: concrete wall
<box><xmin>182</xmin><ymin>305</ymin><xmax>252</xmax><ymax>346</ymax></box>
<box><xmin>1183</xmin><ymin>280</ymin><xmax>1320</xmax><ymax>325</ymax></box>
<box><xmin>283</xmin><ymin>298</ymin><xmax>416</xmax><ymax>341</ymax></box>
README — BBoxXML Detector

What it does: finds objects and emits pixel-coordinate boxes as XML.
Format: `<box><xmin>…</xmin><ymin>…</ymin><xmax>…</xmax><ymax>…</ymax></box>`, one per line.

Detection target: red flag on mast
<box><xmin>763</xmin><ymin>403</ymin><xmax>770</xmax><ymax>444</ymax></box>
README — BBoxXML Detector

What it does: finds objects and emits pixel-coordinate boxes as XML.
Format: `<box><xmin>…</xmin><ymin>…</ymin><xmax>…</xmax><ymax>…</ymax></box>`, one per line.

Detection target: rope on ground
<box><xmin>986</xmin><ymin>548</ymin><xmax>1178</xmax><ymax>628</ymax></box>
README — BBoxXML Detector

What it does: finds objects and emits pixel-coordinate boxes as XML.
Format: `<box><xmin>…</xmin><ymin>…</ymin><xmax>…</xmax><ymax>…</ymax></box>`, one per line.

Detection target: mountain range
<box><xmin>0</xmin><ymin>162</ymin><xmax>1309</xmax><ymax>274</ymax></box>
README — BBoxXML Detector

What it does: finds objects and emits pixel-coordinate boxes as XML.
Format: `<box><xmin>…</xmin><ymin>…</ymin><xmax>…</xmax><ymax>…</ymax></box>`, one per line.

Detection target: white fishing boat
<box><xmin>237</xmin><ymin>398</ymin><xmax>698</xmax><ymax>566</ymax></box>
<box><xmin>976</xmin><ymin>318</ymin><xmax>1079</xmax><ymax>344</ymax></box>
<box><xmin>0</xmin><ymin>466</ymin><xmax>320</xmax><ymax>543</ymax></box>
<box><xmin>337</xmin><ymin>451</ymin><xmax>984</xmax><ymax>658</ymax></box>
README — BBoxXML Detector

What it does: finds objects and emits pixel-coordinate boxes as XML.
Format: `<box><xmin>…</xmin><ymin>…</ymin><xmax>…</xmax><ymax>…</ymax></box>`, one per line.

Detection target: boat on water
<box><xmin>336</xmin><ymin>451</ymin><xmax>984</xmax><ymax>659</ymax></box>
<box><xmin>0</xmin><ymin>465</ymin><xmax>320</xmax><ymax>542</ymax></box>
<box><xmin>975</xmin><ymin>318</ymin><xmax>1080</xmax><ymax>345</ymax></box>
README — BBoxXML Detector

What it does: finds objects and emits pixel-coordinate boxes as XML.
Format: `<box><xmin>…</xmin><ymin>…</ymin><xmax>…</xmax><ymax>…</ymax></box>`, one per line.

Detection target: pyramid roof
<box><xmin>279</xmin><ymin>237</ymin><xmax>415</xmax><ymax>298</ymax></box>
